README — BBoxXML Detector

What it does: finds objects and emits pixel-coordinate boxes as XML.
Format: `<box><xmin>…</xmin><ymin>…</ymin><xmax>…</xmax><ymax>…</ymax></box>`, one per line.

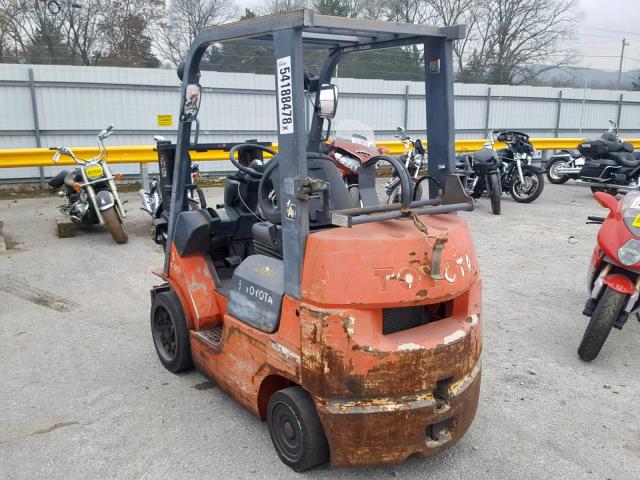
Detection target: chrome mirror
<box><xmin>318</xmin><ymin>84</ymin><xmax>338</xmax><ymax>119</ymax></box>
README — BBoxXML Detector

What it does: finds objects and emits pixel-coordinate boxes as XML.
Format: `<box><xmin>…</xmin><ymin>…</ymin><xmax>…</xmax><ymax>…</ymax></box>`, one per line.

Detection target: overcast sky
<box><xmin>236</xmin><ymin>0</ymin><xmax>640</xmax><ymax>72</ymax></box>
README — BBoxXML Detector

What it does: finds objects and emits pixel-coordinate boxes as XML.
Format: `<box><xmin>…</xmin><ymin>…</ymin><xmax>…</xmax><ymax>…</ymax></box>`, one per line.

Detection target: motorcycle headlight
<box><xmin>617</xmin><ymin>238</ymin><xmax>640</xmax><ymax>266</ymax></box>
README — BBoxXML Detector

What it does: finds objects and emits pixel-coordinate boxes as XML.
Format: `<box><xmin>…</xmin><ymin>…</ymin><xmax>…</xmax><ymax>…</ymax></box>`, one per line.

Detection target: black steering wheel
<box><xmin>258</xmin><ymin>153</ymin><xmax>412</xmax><ymax>224</ymax></box>
<box><xmin>228</xmin><ymin>143</ymin><xmax>277</xmax><ymax>177</ymax></box>
<box><xmin>258</xmin><ymin>153</ymin><xmax>339</xmax><ymax>224</ymax></box>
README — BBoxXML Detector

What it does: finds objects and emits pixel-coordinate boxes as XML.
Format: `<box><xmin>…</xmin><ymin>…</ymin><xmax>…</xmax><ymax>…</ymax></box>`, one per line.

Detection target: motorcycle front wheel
<box><xmin>489</xmin><ymin>173</ymin><xmax>501</xmax><ymax>215</ymax></box>
<box><xmin>546</xmin><ymin>158</ymin><xmax>570</xmax><ymax>184</ymax></box>
<box><xmin>103</xmin><ymin>206</ymin><xmax>128</xmax><ymax>244</ymax></box>
<box><xmin>578</xmin><ymin>287</ymin><xmax>626</xmax><ymax>361</ymax></box>
<box><xmin>387</xmin><ymin>183</ymin><xmax>423</xmax><ymax>204</ymax></box>
<box><xmin>510</xmin><ymin>169</ymin><xmax>544</xmax><ymax>203</ymax></box>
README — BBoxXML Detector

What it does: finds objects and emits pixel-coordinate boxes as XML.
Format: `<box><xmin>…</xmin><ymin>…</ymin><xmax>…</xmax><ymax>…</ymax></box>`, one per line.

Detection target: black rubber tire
<box><xmin>387</xmin><ymin>184</ymin><xmax>401</xmax><ymax>205</ymax></box>
<box><xmin>150</xmin><ymin>289</ymin><xmax>193</xmax><ymax>373</ymax></box>
<box><xmin>267</xmin><ymin>386</ymin><xmax>329</xmax><ymax>472</ymax></box>
<box><xmin>347</xmin><ymin>185</ymin><xmax>361</xmax><ymax>207</ymax></box>
<box><xmin>102</xmin><ymin>206</ymin><xmax>128</xmax><ymax>244</ymax></box>
<box><xmin>545</xmin><ymin>158</ymin><xmax>570</xmax><ymax>184</ymax></box>
<box><xmin>510</xmin><ymin>169</ymin><xmax>544</xmax><ymax>203</ymax></box>
<box><xmin>578</xmin><ymin>287</ymin><xmax>626</xmax><ymax>362</ymax></box>
<box><xmin>489</xmin><ymin>173</ymin><xmax>501</xmax><ymax>215</ymax></box>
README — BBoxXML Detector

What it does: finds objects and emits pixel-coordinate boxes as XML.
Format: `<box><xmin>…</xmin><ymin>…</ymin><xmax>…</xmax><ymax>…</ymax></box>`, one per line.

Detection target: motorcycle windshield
<box><xmin>332</xmin><ymin>119</ymin><xmax>376</xmax><ymax>150</ymax></box>
<box><xmin>622</xmin><ymin>191</ymin><xmax>640</xmax><ymax>237</ymax></box>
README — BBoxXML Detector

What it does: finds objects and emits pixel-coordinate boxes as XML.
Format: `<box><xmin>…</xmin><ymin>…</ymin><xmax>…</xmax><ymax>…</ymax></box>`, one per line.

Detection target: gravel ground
<box><xmin>1</xmin><ymin>183</ymin><xmax>639</xmax><ymax>480</ymax></box>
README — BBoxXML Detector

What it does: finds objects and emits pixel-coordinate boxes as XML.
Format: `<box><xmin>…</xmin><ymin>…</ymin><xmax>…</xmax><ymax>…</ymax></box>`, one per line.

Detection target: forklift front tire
<box><xmin>267</xmin><ymin>386</ymin><xmax>329</xmax><ymax>472</ymax></box>
<box><xmin>150</xmin><ymin>290</ymin><xmax>193</xmax><ymax>373</ymax></box>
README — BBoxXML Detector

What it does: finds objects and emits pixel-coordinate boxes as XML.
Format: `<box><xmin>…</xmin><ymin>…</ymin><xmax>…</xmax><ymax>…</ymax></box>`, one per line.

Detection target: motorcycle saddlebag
<box><xmin>579</xmin><ymin>159</ymin><xmax>619</xmax><ymax>180</ymax></box>
<box><xmin>578</xmin><ymin>139</ymin><xmax>609</xmax><ymax>159</ymax></box>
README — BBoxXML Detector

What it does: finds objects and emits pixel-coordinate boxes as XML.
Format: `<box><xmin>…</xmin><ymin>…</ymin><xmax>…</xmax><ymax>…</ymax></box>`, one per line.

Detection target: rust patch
<box><xmin>415</xmin><ymin>289</ymin><xmax>428</xmax><ymax>297</ymax></box>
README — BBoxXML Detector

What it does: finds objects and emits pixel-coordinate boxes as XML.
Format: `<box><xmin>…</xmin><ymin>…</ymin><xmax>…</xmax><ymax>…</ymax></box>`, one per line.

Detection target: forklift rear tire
<box><xmin>267</xmin><ymin>386</ymin><xmax>329</xmax><ymax>472</ymax></box>
<box><xmin>150</xmin><ymin>290</ymin><xmax>193</xmax><ymax>373</ymax></box>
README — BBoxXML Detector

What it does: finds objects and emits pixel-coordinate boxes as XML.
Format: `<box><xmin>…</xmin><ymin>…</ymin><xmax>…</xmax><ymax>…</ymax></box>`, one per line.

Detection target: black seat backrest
<box><xmin>174</xmin><ymin>209</ymin><xmax>212</xmax><ymax>257</ymax></box>
<box><xmin>266</xmin><ymin>153</ymin><xmax>353</xmax><ymax>224</ymax></box>
<box><xmin>307</xmin><ymin>156</ymin><xmax>353</xmax><ymax>220</ymax></box>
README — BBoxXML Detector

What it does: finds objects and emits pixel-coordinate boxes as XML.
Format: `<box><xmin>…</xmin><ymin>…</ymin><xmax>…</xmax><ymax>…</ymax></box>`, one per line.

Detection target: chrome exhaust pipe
<box><xmin>556</xmin><ymin>166</ymin><xmax>581</xmax><ymax>175</ymax></box>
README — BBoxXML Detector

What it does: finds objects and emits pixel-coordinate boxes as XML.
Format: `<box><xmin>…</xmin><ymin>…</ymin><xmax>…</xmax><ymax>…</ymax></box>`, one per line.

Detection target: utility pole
<box><xmin>617</xmin><ymin>38</ymin><xmax>630</xmax><ymax>89</ymax></box>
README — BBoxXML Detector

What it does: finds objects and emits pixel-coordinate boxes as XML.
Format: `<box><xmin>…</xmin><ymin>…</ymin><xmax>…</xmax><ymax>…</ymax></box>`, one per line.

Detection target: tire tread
<box><xmin>578</xmin><ymin>287</ymin><xmax>626</xmax><ymax>361</ymax></box>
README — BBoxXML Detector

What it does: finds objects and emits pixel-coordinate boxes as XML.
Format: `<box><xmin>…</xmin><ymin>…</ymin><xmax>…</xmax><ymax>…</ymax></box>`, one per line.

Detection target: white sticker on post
<box><xmin>276</xmin><ymin>56</ymin><xmax>294</xmax><ymax>135</ymax></box>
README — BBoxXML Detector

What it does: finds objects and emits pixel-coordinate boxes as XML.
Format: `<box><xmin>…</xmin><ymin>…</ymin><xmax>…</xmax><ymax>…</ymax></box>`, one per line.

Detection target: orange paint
<box><xmin>161</xmin><ymin>213</ymin><xmax>482</xmax><ymax>467</ymax></box>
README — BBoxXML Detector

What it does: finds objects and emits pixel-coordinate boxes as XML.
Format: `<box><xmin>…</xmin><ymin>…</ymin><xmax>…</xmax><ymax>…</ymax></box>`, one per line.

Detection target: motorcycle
<box><xmin>548</xmin><ymin>121</ymin><xmax>621</xmax><ymax>186</ymax></box>
<box><xmin>563</xmin><ymin>121</ymin><xmax>640</xmax><ymax>195</ymax></box>
<box><xmin>325</xmin><ymin>132</ymin><xmax>388</xmax><ymax>206</ymax></box>
<box><xmin>140</xmin><ymin>136</ymin><xmax>206</xmax><ymax>218</ymax></box>
<box><xmin>578</xmin><ymin>190</ymin><xmax>640</xmax><ymax>361</ymax></box>
<box><xmin>141</xmin><ymin>136</ymin><xmax>208</xmax><ymax>244</ymax></box>
<box><xmin>48</xmin><ymin>125</ymin><xmax>128</xmax><ymax>244</ymax></box>
<box><xmin>491</xmin><ymin>130</ymin><xmax>545</xmax><ymax>203</ymax></box>
<box><xmin>385</xmin><ymin>126</ymin><xmax>439</xmax><ymax>204</ymax></box>
<box><xmin>456</xmin><ymin>146</ymin><xmax>502</xmax><ymax>215</ymax></box>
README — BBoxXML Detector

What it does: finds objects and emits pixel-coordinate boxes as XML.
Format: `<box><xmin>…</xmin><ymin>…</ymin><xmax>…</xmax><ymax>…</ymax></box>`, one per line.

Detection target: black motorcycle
<box><xmin>456</xmin><ymin>147</ymin><xmax>502</xmax><ymax>215</ymax></box>
<box><xmin>492</xmin><ymin>130</ymin><xmax>545</xmax><ymax>203</ymax></box>
<box><xmin>571</xmin><ymin>122</ymin><xmax>640</xmax><ymax>195</ymax></box>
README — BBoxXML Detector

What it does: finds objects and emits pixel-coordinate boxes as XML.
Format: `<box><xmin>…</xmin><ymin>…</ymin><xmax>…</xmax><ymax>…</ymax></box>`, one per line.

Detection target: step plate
<box><xmin>197</xmin><ymin>325</ymin><xmax>223</xmax><ymax>345</ymax></box>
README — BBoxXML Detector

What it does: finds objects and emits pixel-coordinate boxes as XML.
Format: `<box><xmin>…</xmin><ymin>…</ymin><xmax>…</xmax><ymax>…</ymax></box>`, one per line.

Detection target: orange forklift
<box><xmin>149</xmin><ymin>10</ymin><xmax>482</xmax><ymax>471</ymax></box>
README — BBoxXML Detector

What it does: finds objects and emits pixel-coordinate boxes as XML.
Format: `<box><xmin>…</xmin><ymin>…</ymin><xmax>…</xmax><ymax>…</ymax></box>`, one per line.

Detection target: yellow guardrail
<box><xmin>2</xmin><ymin>139</ymin><xmax>639</xmax><ymax>169</ymax></box>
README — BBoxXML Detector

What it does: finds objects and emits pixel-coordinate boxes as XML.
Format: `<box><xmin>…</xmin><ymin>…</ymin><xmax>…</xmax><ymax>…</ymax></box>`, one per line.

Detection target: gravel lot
<box><xmin>1</xmin><ymin>182</ymin><xmax>639</xmax><ymax>480</ymax></box>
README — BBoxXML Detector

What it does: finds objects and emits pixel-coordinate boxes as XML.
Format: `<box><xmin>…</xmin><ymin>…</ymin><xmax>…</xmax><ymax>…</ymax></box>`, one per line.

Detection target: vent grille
<box><xmin>382</xmin><ymin>301</ymin><xmax>453</xmax><ymax>335</ymax></box>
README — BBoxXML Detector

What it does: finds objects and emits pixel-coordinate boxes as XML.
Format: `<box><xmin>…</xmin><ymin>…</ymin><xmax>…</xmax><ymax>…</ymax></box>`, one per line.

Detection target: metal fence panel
<box><xmin>3</xmin><ymin>63</ymin><xmax>640</xmax><ymax>181</ymax></box>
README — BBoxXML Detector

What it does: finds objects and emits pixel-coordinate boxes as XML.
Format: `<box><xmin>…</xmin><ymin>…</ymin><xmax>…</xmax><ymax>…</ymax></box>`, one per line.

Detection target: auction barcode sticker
<box><xmin>276</xmin><ymin>56</ymin><xmax>294</xmax><ymax>135</ymax></box>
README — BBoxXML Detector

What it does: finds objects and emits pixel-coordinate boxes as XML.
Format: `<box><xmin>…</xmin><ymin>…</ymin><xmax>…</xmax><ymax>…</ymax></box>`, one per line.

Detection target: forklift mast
<box><xmin>166</xmin><ymin>9</ymin><xmax>465</xmax><ymax>298</ymax></box>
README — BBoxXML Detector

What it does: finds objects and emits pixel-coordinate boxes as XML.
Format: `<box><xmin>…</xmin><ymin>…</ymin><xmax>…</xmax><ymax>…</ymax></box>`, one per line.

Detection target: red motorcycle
<box><xmin>579</xmin><ymin>191</ymin><xmax>640</xmax><ymax>361</ymax></box>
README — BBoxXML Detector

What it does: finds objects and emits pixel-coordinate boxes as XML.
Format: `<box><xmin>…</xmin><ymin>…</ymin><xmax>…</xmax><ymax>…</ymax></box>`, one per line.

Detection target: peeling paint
<box><xmin>444</xmin><ymin>329</ymin><xmax>465</xmax><ymax>345</ymax></box>
<box><xmin>323</xmin><ymin>393</ymin><xmax>435</xmax><ymax>414</ymax></box>
<box><xmin>342</xmin><ymin>316</ymin><xmax>355</xmax><ymax>337</ymax></box>
<box><xmin>468</xmin><ymin>313</ymin><xmax>479</xmax><ymax>325</ymax></box>
<box><xmin>448</xmin><ymin>363</ymin><xmax>481</xmax><ymax>397</ymax></box>
<box><xmin>397</xmin><ymin>343</ymin><xmax>422</xmax><ymax>351</ymax></box>
<box><xmin>269</xmin><ymin>341</ymin><xmax>301</xmax><ymax>364</ymax></box>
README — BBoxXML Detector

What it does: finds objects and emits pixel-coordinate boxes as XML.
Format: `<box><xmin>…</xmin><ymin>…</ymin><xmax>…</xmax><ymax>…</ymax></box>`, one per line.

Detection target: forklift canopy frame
<box><xmin>167</xmin><ymin>9</ymin><xmax>465</xmax><ymax>298</ymax></box>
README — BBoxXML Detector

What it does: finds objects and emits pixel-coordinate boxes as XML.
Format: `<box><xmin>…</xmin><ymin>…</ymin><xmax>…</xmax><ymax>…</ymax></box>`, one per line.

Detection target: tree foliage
<box><xmin>0</xmin><ymin>0</ymin><xmax>580</xmax><ymax>86</ymax></box>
